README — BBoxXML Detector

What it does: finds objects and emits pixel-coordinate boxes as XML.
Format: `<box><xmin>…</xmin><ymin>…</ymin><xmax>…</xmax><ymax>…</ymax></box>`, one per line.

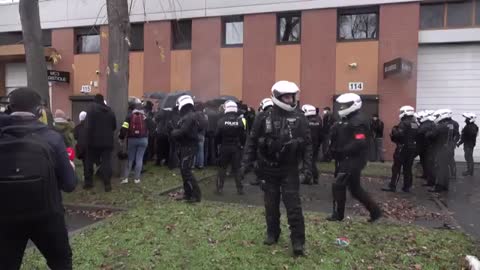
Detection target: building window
<box><xmin>277</xmin><ymin>12</ymin><xmax>301</xmax><ymax>44</ymax></box>
<box><xmin>130</xmin><ymin>23</ymin><xmax>144</xmax><ymax>51</ymax></box>
<box><xmin>447</xmin><ymin>1</ymin><xmax>473</xmax><ymax>27</ymax></box>
<box><xmin>0</xmin><ymin>30</ymin><xmax>50</xmax><ymax>46</ymax></box>
<box><xmin>338</xmin><ymin>7</ymin><xmax>379</xmax><ymax>41</ymax></box>
<box><xmin>420</xmin><ymin>0</ymin><xmax>480</xmax><ymax>29</ymax></box>
<box><xmin>222</xmin><ymin>16</ymin><xmax>243</xmax><ymax>47</ymax></box>
<box><xmin>172</xmin><ymin>20</ymin><xmax>192</xmax><ymax>50</ymax></box>
<box><xmin>420</xmin><ymin>4</ymin><xmax>445</xmax><ymax>29</ymax></box>
<box><xmin>75</xmin><ymin>27</ymin><xmax>100</xmax><ymax>54</ymax></box>
<box><xmin>476</xmin><ymin>0</ymin><xmax>480</xmax><ymax>25</ymax></box>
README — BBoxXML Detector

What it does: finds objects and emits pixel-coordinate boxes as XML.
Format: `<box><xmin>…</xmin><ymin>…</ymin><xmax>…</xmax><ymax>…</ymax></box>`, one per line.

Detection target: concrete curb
<box><xmin>430</xmin><ymin>196</ymin><xmax>462</xmax><ymax>230</ymax></box>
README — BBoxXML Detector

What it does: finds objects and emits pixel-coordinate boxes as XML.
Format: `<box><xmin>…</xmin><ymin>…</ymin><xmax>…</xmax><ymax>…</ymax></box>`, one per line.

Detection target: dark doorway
<box><xmin>70</xmin><ymin>95</ymin><xmax>94</xmax><ymax>125</ymax></box>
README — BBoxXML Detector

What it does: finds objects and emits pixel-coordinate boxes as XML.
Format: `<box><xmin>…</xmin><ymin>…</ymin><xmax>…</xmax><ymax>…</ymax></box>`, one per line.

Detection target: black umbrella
<box><xmin>206</xmin><ymin>95</ymin><xmax>240</xmax><ymax>108</ymax></box>
<box><xmin>144</xmin><ymin>92</ymin><xmax>167</xmax><ymax>100</ymax></box>
<box><xmin>160</xmin><ymin>90</ymin><xmax>193</xmax><ymax>109</ymax></box>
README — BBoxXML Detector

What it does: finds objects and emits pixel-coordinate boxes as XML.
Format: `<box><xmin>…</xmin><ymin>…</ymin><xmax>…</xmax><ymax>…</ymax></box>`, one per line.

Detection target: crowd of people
<box><xmin>0</xmin><ymin>82</ymin><xmax>478</xmax><ymax>267</ymax></box>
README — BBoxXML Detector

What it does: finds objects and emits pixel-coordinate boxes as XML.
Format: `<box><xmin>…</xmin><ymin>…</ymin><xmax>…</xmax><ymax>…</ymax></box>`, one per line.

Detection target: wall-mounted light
<box><xmin>95</xmin><ymin>70</ymin><xmax>100</xmax><ymax>75</ymax></box>
<box><xmin>348</xmin><ymin>62</ymin><xmax>358</xmax><ymax>69</ymax></box>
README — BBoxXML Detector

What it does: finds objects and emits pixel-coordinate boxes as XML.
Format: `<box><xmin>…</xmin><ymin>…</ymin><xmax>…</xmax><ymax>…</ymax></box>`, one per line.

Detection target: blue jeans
<box><xmin>123</xmin><ymin>137</ymin><xmax>148</xmax><ymax>179</ymax></box>
<box><xmin>195</xmin><ymin>134</ymin><xmax>205</xmax><ymax>168</ymax></box>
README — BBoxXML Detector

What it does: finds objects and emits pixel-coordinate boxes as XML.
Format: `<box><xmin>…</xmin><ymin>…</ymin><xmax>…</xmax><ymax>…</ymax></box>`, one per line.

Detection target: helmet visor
<box><xmin>338</xmin><ymin>101</ymin><xmax>354</xmax><ymax>112</ymax></box>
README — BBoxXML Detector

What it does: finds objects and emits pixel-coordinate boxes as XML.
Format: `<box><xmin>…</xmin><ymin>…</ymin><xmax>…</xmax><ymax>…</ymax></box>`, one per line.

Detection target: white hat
<box><xmin>301</xmin><ymin>104</ymin><xmax>316</xmax><ymax>117</ymax></box>
<box><xmin>224</xmin><ymin>100</ymin><xmax>238</xmax><ymax>114</ymax></box>
<box><xmin>176</xmin><ymin>95</ymin><xmax>194</xmax><ymax>111</ymax></box>
<box><xmin>79</xmin><ymin>111</ymin><xmax>87</xmax><ymax>122</ymax></box>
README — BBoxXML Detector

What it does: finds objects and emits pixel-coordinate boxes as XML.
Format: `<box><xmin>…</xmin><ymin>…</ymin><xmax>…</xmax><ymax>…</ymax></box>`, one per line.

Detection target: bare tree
<box><xmin>19</xmin><ymin>0</ymin><xmax>49</xmax><ymax>105</ymax></box>
<box><xmin>106</xmin><ymin>0</ymin><xmax>130</xmax><ymax>175</ymax></box>
<box><xmin>106</xmin><ymin>0</ymin><xmax>130</xmax><ymax>126</ymax></box>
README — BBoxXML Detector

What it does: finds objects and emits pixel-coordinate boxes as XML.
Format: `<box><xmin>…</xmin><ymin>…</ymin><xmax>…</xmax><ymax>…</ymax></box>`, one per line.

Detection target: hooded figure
<box><xmin>53</xmin><ymin>109</ymin><xmax>75</xmax><ymax>147</ymax></box>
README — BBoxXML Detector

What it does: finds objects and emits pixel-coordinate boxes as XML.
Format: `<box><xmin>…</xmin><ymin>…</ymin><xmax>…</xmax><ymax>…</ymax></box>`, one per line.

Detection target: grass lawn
<box><xmin>22</xmin><ymin>163</ymin><xmax>478</xmax><ymax>269</ymax></box>
<box><xmin>64</xmin><ymin>164</ymin><xmax>216</xmax><ymax>207</ymax></box>
<box><xmin>23</xmin><ymin>199</ymin><xmax>477</xmax><ymax>269</ymax></box>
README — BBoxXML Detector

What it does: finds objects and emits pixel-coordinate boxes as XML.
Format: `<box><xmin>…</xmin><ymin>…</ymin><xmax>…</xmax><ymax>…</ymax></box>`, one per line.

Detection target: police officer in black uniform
<box><xmin>172</xmin><ymin>95</ymin><xmax>202</xmax><ymax>203</ymax></box>
<box><xmin>458</xmin><ymin>113</ymin><xmax>479</xmax><ymax>176</ymax></box>
<box><xmin>382</xmin><ymin>106</ymin><xmax>418</xmax><ymax>193</ymax></box>
<box><xmin>301</xmin><ymin>104</ymin><xmax>323</xmax><ymax>184</ymax></box>
<box><xmin>250</xmin><ymin>98</ymin><xmax>274</xmax><ymax>186</ymax></box>
<box><xmin>215</xmin><ymin>100</ymin><xmax>246</xmax><ymax>195</ymax></box>
<box><xmin>417</xmin><ymin>111</ymin><xmax>437</xmax><ymax>187</ymax></box>
<box><xmin>427</xmin><ymin>109</ymin><xmax>459</xmax><ymax>192</ymax></box>
<box><xmin>326</xmin><ymin>93</ymin><xmax>381</xmax><ymax>222</ymax></box>
<box><xmin>241</xmin><ymin>80</ymin><xmax>312</xmax><ymax>256</ymax></box>
<box><xmin>446</xmin><ymin>113</ymin><xmax>460</xmax><ymax>179</ymax></box>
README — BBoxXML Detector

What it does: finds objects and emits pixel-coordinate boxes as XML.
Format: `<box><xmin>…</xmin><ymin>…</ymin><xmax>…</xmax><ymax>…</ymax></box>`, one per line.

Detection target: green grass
<box><xmin>64</xmin><ymin>163</ymin><xmax>216</xmax><ymax>207</ymax></box>
<box><xmin>320</xmin><ymin>161</ymin><xmax>393</xmax><ymax>178</ymax></box>
<box><xmin>22</xmin><ymin>164</ymin><xmax>477</xmax><ymax>269</ymax></box>
<box><xmin>23</xmin><ymin>199</ymin><xmax>477</xmax><ymax>269</ymax></box>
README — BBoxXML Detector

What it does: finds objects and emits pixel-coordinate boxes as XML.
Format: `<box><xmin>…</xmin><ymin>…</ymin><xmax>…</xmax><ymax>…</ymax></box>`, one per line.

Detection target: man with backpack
<box><xmin>84</xmin><ymin>94</ymin><xmax>117</xmax><ymax>192</ymax></box>
<box><xmin>0</xmin><ymin>87</ymin><xmax>77</xmax><ymax>269</ymax></box>
<box><xmin>119</xmin><ymin>104</ymin><xmax>149</xmax><ymax>184</ymax></box>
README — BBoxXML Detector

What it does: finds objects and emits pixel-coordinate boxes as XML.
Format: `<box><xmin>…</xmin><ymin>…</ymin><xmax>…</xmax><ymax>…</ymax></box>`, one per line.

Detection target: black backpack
<box><xmin>0</xmin><ymin>125</ymin><xmax>59</xmax><ymax>222</ymax></box>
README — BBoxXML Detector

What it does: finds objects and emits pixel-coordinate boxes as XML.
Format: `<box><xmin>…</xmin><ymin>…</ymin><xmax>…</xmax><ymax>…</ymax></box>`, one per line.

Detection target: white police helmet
<box><xmin>433</xmin><ymin>109</ymin><xmax>452</xmax><ymax>123</ymax></box>
<box><xmin>224</xmin><ymin>100</ymin><xmax>238</xmax><ymax>114</ymax></box>
<box><xmin>399</xmin><ymin>105</ymin><xmax>415</xmax><ymax>119</ymax></box>
<box><xmin>302</xmin><ymin>104</ymin><xmax>317</xmax><ymax>117</ymax></box>
<box><xmin>176</xmin><ymin>95</ymin><xmax>194</xmax><ymax>111</ymax></box>
<box><xmin>271</xmin><ymin>80</ymin><xmax>300</xmax><ymax>112</ymax></box>
<box><xmin>260</xmin><ymin>98</ymin><xmax>274</xmax><ymax>110</ymax></box>
<box><xmin>462</xmin><ymin>112</ymin><xmax>477</xmax><ymax>123</ymax></box>
<box><xmin>336</xmin><ymin>93</ymin><xmax>362</xmax><ymax>118</ymax></box>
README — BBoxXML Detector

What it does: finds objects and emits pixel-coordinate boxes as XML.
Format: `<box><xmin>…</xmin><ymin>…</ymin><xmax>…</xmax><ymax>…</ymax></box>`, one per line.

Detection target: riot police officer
<box><xmin>250</xmin><ymin>98</ymin><xmax>274</xmax><ymax>186</ymax></box>
<box><xmin>445</xmin><ymin>110</ymin><xmax>460</xmax><ymax>179</ymax></box>
<box><xmin>417</xmin><ymin>111</ymin><xmax>437</xmax><ymax>187</ymax></box>
<box><xmin>458</xmin><ymin>113</ymin><xmax>479</xmax><ymax>176</ymax></box>
<box><xmin>215</xmin><ymin>101</ymin><xmax>246</xmax><ymax>195</ymax></box>
<box><xmin>327</xmin><ymin>93</ymin><xmax>381</xmax><ymax>222</ymax></box>
<box><xmin>241</xmin><ymin>81</ymin><xmax>312</xmax><ymax>256</ymax></box>
<box><xmin>171</xmin><ymin>95</ymin><xmax>202</xmax><ymax>203</ymax></box>
<box><xmin>301</xmin><ymin>104</ymin><xmax>323</xmax><ymax>184</ymax></box>
<box><xmin>427</xmin><ymin>109</ymin><xmax>459</xmax><ymax>192</ymax></box>
<box><xmin>382</xmin><ymin>106</ymin><xmax>418</xmax><ymax>193</ymax></box>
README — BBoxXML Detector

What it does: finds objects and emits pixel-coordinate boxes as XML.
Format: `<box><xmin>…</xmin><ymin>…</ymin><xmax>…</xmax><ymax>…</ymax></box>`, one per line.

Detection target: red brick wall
<box><xmin>192</xmin><ymin>18</ymin><xmax>221</xmax><ymax>101</ymax></box>
<box><xmin>300</xmin><ymin>9</ymin><xmax>336</xmax><ymax>109</ymax></box>
<box><xmin>243</xmin><ymin>14</ymin><xmax>276</xmax><ymax>107</ymax></box>
<box><xmin>378</xmin><ymin>3</ymin><xmax>420</xmax><ymax>159</ymax></box>
<box><xmin>144</xmin><ymin>21</ymin><xmax>171</xmax><ymax>93</ymax></box>
<box><xmin>51</xmin><ymin>28</ymin><xmax>74</xmax><ymax>117</ymax></box>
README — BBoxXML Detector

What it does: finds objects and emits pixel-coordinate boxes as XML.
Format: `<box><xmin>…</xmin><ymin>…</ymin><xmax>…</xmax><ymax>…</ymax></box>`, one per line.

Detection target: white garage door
<box><xmin>417</xmin><ymin>44</ymin><xmax>480</xmax><ymax>161</ymax></box>
<box><xmin>5</xmin><ymin>62</ymin><xmax>27</xmax><ymax>95</ymax></box>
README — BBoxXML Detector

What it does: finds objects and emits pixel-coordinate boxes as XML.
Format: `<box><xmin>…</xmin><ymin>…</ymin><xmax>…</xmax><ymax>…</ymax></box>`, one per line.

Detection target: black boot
<box><xmin>327</xmin><ymin>183</ymin><xmax>346</xmax><ymax>221</ymax></box>
<box><xmin>368</xmin><ymin>208</ymin><xmax>382</xmax><ymax>223</ymax></box>
<box><xmin>263</xmin><ymin>234</ymin><xmax>279</xmax><ymax>245</ymax></box>
<box><xmin>292</xmin><ymin>241</ymin><xmax>305</xmax><ymax>257</ymax></box>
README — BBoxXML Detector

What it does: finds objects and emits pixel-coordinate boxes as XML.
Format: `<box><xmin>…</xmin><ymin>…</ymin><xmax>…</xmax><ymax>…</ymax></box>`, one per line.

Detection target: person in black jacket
<box><xmin>428</xmin><ymin>109</ymin><xmax>460</xmax><ymax>192</ymax></box>
<box><xmin>0</xmin><ymin>88</ymin><xmax>77</xmax><ymax>269</ymax></box>
<box><xmin>172</xmin><ymin>95</ymin><xmax>202</xmax><ymax>203</ymax></box>
<box><xmin>327</xmin><ymin>93</ymin><xmax>381</xmax><ymax>223</ymax></box>
<box><xmin>215</xmin><ymin>101</ymin><xmax>246</xmax><ymax>195</ymax></box>
<box><xmin>84</xmin><ymin>94</ymin><xmax>117</xmax><ymax>192</ymax></box>
<box><xmin>241</xmin><ymin>81</ymin><xmax>312</xmax><ymax>256</ymax></box>
<box><xmin>382</xmin><ymin>106</ymin><xmax>418</xmax><ymax>193</ymax></box>
<box><xmin>417</xmin><ymin>112</ymin><xmax>437</xmax><ymax>187</ymax></box>
<box><xmin>74</xmin><ymin>111</ymin><xmax>88</xmax><ymax>175</ymax></box>
<box><xmin>321</xmin><ymin>106</ymin><xmax>335</xmax><ymax>161</ymax></box>
<box><xmin>458</xmin><ymin>113</ymin><xmax>479</xmax><ymax>176</ymax></box>
<box><xmin>370</xmin><ymin>114</ymin><xmax>385</xmax><ymax>162</ymax></box>
<box><xmin>301</xmin><ymin>104</ymin><xmax>323</xmax><ymax>184</ymax></box>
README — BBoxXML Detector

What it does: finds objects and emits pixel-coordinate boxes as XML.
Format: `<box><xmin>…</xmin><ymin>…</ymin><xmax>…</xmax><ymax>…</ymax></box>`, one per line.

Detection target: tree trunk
<box><xmin>19</xmin><ymin>0</ymin><xmax>49</xmax><ymax>105</ymax></box>
<box><xmin>106</xmin><ymin>0</ymin><xmax>130</xmax><ymax>175</ymax></box>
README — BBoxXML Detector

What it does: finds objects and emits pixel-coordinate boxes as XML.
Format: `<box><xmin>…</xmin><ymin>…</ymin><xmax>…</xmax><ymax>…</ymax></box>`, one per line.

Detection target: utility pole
<box><xmin>19</xmin><ymin>0</ymin><xmax>49</xmax><ymax>105</ymax></box>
